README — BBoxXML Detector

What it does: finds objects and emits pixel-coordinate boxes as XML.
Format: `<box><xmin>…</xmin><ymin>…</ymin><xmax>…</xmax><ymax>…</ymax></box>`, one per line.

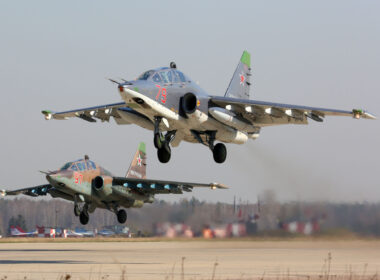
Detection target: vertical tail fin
<box><xmin>126</xmin><ymin>142</ymin><xmax>147</xmax><ymax>179</ymax></box>
<box><xmin>224</xmin><ymin>50</ymin><xmax>251</xmax><ymax>99</ymax></box>
<box><xmin>10</xmin><ymin>226</ymin><xmax>25</xmax><ymax>235</ymax></box>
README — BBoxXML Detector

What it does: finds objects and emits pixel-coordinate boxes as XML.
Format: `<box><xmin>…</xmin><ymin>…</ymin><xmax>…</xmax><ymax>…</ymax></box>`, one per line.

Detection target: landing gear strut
<box><xmin>191</xmin><ymin>130</ymin><xmax>227</xmax><ymax>163</ymax></box>
<box><xmin>154</xmin><ymin>117</ymin><xmax>176</xmax><ymax>163</ymax></box>
<box><xmin>74</xmin><ymin>204</ymin><xmax>80</xmax><ymax>217</ymax></box>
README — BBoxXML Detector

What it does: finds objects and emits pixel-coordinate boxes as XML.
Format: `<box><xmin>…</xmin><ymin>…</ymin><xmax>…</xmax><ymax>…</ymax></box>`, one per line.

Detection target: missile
<box><xmin>209</xmin><ymin>107</ymin><xmax>254</xmax><ymax>131</ymax></box>
<box><xmin>42</xmin><ymin>110</ymin><xmax>53</xmax><ymax>120</ymax></box>
<box><xmin>306</xmin><ymin>112</ymin><xmax>324</xmax><ymax>122</ymax></box>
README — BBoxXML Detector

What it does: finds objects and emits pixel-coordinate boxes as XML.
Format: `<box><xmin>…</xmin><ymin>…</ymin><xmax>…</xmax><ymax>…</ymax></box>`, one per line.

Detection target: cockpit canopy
<box><xmin>137</xmin><ymin>70</ymin><xmax>154</xmax><ymax>81</ymax></box>
<box><xmin>137</xmin><ymin>68</ymin><xmax>188</xmax><ymax>84</ymax></box>
<box><xmin>60</xmin><ymin>159</ymin><xmax>113</xmax><ymax>176</ymax></box>
<box><xmin>60</xmin><ymin>159</ymin><xmax>97</xmax><ymax>172</ymax></box>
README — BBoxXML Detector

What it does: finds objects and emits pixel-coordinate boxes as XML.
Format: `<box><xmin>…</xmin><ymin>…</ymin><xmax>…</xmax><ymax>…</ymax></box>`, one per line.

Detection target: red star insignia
<box><xmin>239</xmin><ymin>73</ymin><xmax>245</xmax><ymax>85</ymax></box>
<box><xmin>137</xmin><ymin>154</ymin><xmax>142</xmax><ymax>166</ymax></box>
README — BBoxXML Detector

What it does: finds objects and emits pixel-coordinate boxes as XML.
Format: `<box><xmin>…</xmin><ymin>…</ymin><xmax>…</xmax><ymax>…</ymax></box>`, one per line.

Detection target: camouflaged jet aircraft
<box><xmin>42</xmin><ymin>51</ymin><xmax>375</xmax><ymax>164</ymax></box>
<box><xmin>1</xmin><ymin>142</ymin><xmax>227</xmax><ymax>225</ymax></box>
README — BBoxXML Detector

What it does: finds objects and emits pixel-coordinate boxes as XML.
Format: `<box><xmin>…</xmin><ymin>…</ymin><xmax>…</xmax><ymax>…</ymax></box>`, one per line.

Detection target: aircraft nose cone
<box><xmin>46</xmin><ymin>174</ymin><xmax>54</xmax><ymax>183</ymax></box>
<box><xmin>46</xmin><ymin>173</ymin><xmax>61</xmax><ymax>184</ymax></box>
<box><xmin>118</xmin><ymin>81</ymin><xmax>133</xmax><ymax>93</ymax></box>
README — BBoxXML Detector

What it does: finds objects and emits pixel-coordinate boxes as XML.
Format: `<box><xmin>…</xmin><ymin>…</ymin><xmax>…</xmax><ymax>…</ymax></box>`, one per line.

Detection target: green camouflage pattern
<box><xmin>1</xmin><ymin>142</ymin><xmax>227</xmax><ymax>223</ymax></box>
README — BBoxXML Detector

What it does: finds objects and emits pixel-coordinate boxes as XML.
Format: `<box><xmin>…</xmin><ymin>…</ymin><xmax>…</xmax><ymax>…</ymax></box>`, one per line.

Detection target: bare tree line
<box><xmin>1</xmin><ymin>193</ymin><xmax>380</xmax><ymax>236</ymax></box>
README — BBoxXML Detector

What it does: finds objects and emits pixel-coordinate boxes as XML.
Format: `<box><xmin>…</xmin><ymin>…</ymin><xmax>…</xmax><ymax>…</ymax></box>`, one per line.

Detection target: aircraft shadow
<box><xmin>0</xmin><ymin>260</ymin><xmax>163</xmax><ymax>265</ymax></box>
<box><xmin>0</xmin><ymin>249</ymin><xmax>83</xmax><ymax>252</ymax></box>
<box><xmin>0</xmin><ymin>260</ymin><xmax>93</xmax><ymax>264</ymax></box>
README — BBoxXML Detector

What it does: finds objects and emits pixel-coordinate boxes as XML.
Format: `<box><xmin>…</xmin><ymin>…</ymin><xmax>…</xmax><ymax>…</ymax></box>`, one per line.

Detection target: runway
<box><xmin>0</xmin><ymin>239</ymin><xmax>380</xmax><ymax>279</ymax></box>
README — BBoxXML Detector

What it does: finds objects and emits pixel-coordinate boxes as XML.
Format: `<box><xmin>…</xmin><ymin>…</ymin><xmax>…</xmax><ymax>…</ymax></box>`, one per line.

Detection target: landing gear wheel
<box><xmin>117</xmin><ymin>209</ymin><xmax>127</xmax><ymax>223</ymax></box>
<box><xmin>74</xmin><ymin>205</ymin><xmax>80</xmax><ymax>217</ymax></box>
<box><xmin>213</xmin><ymin>143</ymin><xmax>227</xmax><ymax>163</ymax></box>
<box><xmin>157</xmin><ymin>144</ymin><xmax>171</xmax><ymax>163</ymax></box>
<box><xmin>154</xmin><ymin>133</ymin><xmax>163</xmax><ymax>149</ymax></box>
<box><xmin>79</xmin><ymin>211</ymin><xmax>89</xmax><ymax>225</ymax></box>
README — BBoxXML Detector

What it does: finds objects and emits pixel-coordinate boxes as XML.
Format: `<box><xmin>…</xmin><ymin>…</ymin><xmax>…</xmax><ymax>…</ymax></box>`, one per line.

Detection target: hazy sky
<box><xmin>0</xmin><ymin>0</ymin><xmax>379</xmax><ymax>203</ymax></box>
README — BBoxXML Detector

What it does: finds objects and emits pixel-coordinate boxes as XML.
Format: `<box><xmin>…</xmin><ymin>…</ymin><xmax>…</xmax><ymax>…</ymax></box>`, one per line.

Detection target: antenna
<box><xmin>170</xmin><ymin>62</ymin><xmax>176</xmax><ymax>69</ymax></box>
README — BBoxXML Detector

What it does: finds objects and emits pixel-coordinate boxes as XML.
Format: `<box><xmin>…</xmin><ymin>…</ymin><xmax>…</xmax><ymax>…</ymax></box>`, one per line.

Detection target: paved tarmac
<box><xmin>0</xmin><ymin>239</ymin><xmax>380</xmax><ymax>279</ymax></box>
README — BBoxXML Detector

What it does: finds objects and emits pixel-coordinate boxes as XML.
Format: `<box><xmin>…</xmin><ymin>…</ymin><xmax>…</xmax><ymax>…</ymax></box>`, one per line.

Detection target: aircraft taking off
<box><xmin>1</xmin><ymin>143</ymin><xmax>227</xmax><ymax>225</ymax></box>
<box><xmin>42</xmin><ymin>51</ymin><xmax>375</xmax><ymax>163</ymax></box>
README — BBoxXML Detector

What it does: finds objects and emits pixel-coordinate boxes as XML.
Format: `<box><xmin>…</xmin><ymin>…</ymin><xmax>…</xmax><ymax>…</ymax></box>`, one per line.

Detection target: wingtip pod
<box><xmin>240</xmin><ymin>50</ymin><xmax>251</xmax><ymax>68</ymax></box>
<box><xmin>41</xmin><ymin>110</ymin><xmax>53</xmax><ymax>120</ymax></box>
<box><xmin>352</xmin><ymin>109</ymin><xmax>376</xmax><ymax>120</ymax></box>
<box><xmin>210</xmin><ymin>183</ymin><xmax>229</xmax><ymax>190</ymax></box>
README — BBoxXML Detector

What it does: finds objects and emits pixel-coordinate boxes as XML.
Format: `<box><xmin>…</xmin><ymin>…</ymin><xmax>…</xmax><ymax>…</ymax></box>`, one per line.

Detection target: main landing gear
<box><xmin>154</xmin><ymin>117</ymin><xmax>176</xmax><ymax>163</ymax></box>
<box><xmin>117</xmin><ymin>209</ymin><xmax>127</xmax><ymax>223</ymax></box>
<box><xmin>191</xmin><ymin>130</ymin><xmax>227</xmax><ymax>163</ymax></box>
<box><xmin>111</xmin><ymin>204</ymin><xmax>127</xmax><ymax>224</ymax></box>
<box><xmin>79</xmin><ymin>210</ymin><xmax>89</xmax><ymax>225</ymax></box>
<box><xmin>74</xmin><ymin>198</ymin><xmax>128</xmax><ymax>225</ymax></box>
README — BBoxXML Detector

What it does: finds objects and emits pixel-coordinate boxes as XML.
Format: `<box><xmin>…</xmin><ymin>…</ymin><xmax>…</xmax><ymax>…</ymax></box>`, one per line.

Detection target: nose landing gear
<box><xmin>74</xmin><ymin>196</ymin><xmax>91</xmax><ymax>225</ymax></box>
<box><xmin>79</xmin><ymin>210</ymin><xmax>89</xmax><ymax>225</ymax></box>
<box><xmin>154</xmin><ymin>117</ymin><xmax>176</xmax><ymax>163</ymax></box>
<box><xmin>212</xmin><ymin>143</ymin><xmax>227</xmax><ymax>163</ymax></box>
<box><xmin>77</xmin><ymin>203</ymin><xmax>89</xmax><ymax>225</ymax></box>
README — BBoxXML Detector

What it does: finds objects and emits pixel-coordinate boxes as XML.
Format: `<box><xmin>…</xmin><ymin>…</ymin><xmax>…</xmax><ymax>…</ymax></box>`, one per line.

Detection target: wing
<box><xmin>41</xmin><ymin>102</ymin><xmax>126</xmax><ymax>123</ymax></box>
<box><xmin>1</xmin><ymin>184</ymin><xmax>52</xmax><ymax>197</ymax></box>
<box><xmin>210</xmin><ymin>96</ymin><xmax>376</xmax><ymax>129</ymax></box>
<box><xmin>111</xmin><ymin>177</ymin><xmax>228</xmax><ymax>195</ymax></box>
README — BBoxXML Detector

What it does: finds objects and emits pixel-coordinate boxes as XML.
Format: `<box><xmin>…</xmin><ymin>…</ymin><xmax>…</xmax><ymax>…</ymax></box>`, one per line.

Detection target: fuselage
<box><xmin>46</xmin><ymin>159</ymin><xmax>147</xmax><ymax>210</ymax></box>
<box><xmin>115</xmin><ymin>67</ymin><xmax>252</xmax><ymax>146</ymax></box>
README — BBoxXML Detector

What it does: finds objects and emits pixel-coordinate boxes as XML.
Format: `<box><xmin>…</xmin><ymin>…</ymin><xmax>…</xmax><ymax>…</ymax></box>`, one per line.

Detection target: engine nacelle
<box><xmin>181</xmin><ymin>93</ymin><xmax>198</xmax><ymax>116</ymax></box>
<box><xmin>92</xmin><ymin>176</ymin><xmax>112</xmax><ymax>197</ymax></box>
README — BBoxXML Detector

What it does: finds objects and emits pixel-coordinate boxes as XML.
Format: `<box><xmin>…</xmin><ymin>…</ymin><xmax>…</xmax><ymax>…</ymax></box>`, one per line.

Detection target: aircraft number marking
<box><xmin>155</xmin><ymin>85</ymin><xmax>167</xmax><ymax>104</ymax></box>
<box><xmin>74</xmin><ymin>173</ymin><xmax>83</xmax><ymax>185</ymax></box>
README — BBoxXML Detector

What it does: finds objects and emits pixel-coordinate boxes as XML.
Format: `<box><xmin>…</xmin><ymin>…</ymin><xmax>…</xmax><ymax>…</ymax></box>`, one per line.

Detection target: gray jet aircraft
<box><xmin>42</xmin><ymin>51</ymin><xmax>376</xmax><ymax>163</ymax></box>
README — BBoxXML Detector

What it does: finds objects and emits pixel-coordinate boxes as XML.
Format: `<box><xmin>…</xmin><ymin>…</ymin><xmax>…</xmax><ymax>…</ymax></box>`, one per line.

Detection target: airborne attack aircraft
<box><xmin>1</xmin><ymin>143</ymin><xmax>227</xmax><ymax>225</ymax></box>
<box><xmin>42</xmin><ymin>51</ymin><xmax>375</xmax><ymax>164</ymax></box>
